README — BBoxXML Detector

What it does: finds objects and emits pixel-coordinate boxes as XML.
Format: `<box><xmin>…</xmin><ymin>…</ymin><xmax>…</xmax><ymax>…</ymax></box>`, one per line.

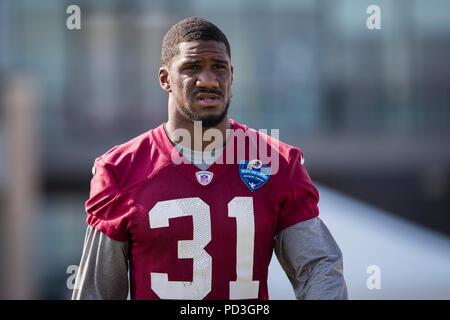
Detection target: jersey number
<box><xmin>148</xmin><ymin>197</ymin><xmax>259</xmax><ymax>300</ymax></box>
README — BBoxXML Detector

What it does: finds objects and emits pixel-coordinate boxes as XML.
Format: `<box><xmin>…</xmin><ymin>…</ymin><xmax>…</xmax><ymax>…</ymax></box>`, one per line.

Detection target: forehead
<box><xmin>175</xmin><ymin>40</ymin><xmax>229</xmax><ymax>62</ymax></box>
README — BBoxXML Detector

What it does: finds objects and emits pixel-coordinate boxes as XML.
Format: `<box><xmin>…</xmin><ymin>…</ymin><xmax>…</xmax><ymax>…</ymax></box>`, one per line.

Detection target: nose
<box><xmin>196</xmin><ymin>68</ymin><xmax>219</xmax><ymax>88</ymax></box>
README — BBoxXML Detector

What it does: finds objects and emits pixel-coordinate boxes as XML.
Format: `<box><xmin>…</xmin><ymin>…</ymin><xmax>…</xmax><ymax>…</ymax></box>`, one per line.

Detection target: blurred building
<box><xmin>0</xmin><ymin>0</ymin><xmax>449</xmax><ymax>299</ymax></box>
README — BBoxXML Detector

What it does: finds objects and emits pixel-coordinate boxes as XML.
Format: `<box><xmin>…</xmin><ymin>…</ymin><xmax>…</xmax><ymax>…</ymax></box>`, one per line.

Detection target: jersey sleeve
<box><xmin>85</xmin><ymin>157</ymin><xmax>131</xmax><ymax>241</ymax></box>
<box><xmin>277</xmin><ymin>149</ymin><xmax>319</xmax><ymax>232</ymax></box>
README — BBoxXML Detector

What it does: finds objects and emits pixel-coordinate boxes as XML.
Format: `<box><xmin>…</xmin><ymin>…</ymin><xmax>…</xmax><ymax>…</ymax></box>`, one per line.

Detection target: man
<box><xmin>72</xmin><ymin>17</ymin><xmax>347</xmax><ymax>300</ymax></box>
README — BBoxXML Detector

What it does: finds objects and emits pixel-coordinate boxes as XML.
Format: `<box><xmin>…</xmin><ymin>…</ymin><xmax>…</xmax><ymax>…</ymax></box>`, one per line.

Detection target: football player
<box><xmin>72</xmin><ymin>17</ymin><xmax>347</xmax><ymax>300</ymax></box>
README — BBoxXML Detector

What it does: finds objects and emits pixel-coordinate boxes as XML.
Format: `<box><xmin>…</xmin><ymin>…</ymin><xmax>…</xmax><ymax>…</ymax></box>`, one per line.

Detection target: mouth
<box><xmin>196</xmin><ymin>93</ymin><xmax>222</xmax><ymax>106</ymax></box>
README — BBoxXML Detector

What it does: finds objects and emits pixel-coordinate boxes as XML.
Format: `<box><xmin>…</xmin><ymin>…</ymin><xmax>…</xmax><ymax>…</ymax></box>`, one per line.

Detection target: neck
<box><xmin>166</xmin><ymin>115</ymin><xmax>231</xmax><ymax>152</ymax></box>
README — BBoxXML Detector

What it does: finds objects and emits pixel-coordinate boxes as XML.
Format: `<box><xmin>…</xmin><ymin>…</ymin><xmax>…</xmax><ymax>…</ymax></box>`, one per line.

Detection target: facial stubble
<box><xmin>177</xmin><ymin>96</ymin><xmax>231</xmax><ymax>128</ymax></box>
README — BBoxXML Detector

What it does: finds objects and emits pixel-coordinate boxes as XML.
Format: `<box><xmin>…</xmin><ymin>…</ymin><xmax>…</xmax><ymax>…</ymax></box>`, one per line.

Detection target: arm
<box><xmin>274</xmin><ymin>217</ymin><xmax>348</xmax><ymax>300</ymax></box>
<box><xmin>72</xmin><ymin>225</ymin><xmax>129</xmax><ymax>300</ymax></box>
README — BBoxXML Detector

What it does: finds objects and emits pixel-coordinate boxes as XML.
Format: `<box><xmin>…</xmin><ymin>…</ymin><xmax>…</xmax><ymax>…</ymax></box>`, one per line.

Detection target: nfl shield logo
<box><xmin>195</xmin><ymin>171</ymin><xmax>214</xmax><ymax>186</ymax></box>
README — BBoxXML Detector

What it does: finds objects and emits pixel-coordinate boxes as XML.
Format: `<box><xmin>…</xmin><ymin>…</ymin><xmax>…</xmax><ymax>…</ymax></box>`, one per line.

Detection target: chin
<box><xmin>196</xmin><ymin>114</ymin><xmax>227</xmax><ymax>128</ymax></box>
<box><xmin>179</xmin><ymin>101</ymin><xmax>230</xmax><ymax>127</ymax></box>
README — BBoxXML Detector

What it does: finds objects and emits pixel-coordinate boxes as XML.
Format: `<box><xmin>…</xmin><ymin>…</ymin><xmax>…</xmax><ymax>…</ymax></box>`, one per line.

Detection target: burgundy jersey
<box><xmin>85</xmin><ymin>119</ymin><xmax>319</xmax><ymax>300</ymax></box>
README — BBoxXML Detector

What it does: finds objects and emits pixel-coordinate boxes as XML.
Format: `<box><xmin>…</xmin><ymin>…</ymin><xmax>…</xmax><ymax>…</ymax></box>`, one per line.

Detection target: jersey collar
<box><xmin>152</xmin><ymin>119</ymin><xmax>246</xmax><ymax>187</ymax></box>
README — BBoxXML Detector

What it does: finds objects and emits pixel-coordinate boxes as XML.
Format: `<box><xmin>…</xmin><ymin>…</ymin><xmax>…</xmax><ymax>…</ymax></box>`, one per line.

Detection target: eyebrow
<box><xmin>181</xmin><ymin>59</ymin><xmax>201</xmax><ymax>65</ymax></box>
<box><xmin>212</xmin><ymin>58</ymin><xmax>230</xmax><ymax>65</ymax></box>
<box><xmin>181</xmin><ymin>58</ymin><xmax>229</xmax><ymax>65</ymax></box>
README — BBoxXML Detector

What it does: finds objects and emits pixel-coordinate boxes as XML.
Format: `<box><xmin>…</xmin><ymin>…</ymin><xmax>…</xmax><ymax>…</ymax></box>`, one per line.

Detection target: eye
<box><xmin>185</xmin><ymin>64</ymin><xmax>199</xmax><ymax>71</ymax></box>
<box><xmin>213</xmin><ymin>64</ymin><xmax>226</xmax><ymax>70</ymax></box>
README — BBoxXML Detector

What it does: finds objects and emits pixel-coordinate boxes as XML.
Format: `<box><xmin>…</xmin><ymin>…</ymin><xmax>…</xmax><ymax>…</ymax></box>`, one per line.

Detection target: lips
<box><xmin>198</xmin><ymin>98</ymin><xmax>220</xmax><ymax>106</ymax></box>
<box><xmin>195</xmin><ymin>92</ymin><xmax>221</xmax><ymax>106</ymax></box>
<box><xmin>196</xmin><ymin>92</ymin><xmax>220</xmax><ymax>99</ymax></box>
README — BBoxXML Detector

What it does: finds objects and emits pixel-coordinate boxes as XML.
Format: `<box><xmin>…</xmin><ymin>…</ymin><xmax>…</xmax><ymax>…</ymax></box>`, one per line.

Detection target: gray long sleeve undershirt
<box><xmin>72</xmin><ymin>217</ymin><xmax>347</xmax><ymax>300</ymax></box>
<box><xmin>72</xmin><ymin>225</ymin><xmax>129</xmax><ymax>300</ymax></box>
<box><xmin>274</xmin><ymin>217</ymin><xmax>348</xmax><ymax>300</ymax></box>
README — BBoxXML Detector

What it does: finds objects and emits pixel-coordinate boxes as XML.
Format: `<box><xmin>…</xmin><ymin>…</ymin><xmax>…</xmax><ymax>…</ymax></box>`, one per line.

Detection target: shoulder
<box><xmin>94</xmin><ymin>124</ymin><xmax>170</xmax><ymax>192</ymax></box>
<box><xmin>99</xmin><ymin>129</ymin><xmax>153</xmax><ymax>165</ymax></box>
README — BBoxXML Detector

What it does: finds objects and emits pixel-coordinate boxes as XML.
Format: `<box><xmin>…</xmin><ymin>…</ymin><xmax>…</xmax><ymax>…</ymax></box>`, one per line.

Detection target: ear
<box><xmin>158</xmin><ymin>67</ymin><xmax>172</xmax><ymax>93</ymax></box>
<box><xmin>230</xmin><ymin>65</ymin><xmax>234</xmax><ymax>85</ymax></box>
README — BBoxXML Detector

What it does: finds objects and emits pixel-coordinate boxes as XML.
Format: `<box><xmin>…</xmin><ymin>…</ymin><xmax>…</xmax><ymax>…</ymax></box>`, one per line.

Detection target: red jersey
<box><xmin>85</xmin><ymin>119</ymin><xmax>319</xmax><ymax>300</ymax></box>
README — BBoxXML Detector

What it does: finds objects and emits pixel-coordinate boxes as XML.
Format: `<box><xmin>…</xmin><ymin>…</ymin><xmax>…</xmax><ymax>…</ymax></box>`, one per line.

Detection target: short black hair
<box><xmin>161</xmin><ymin>17</ymin><xmax>231</xmax><ymax>66</ymax></box>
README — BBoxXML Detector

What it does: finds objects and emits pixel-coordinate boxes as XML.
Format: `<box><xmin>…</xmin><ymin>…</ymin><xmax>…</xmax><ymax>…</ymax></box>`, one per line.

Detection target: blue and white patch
<box><xmin>239</xmin><ymin>160</ymin><xmax>271</xmax><ymax>191</ymax></box>
<box><xmin>195</xmin><ymin>171</ymin><xmax>214</xmax><ymax>186</ymax></box>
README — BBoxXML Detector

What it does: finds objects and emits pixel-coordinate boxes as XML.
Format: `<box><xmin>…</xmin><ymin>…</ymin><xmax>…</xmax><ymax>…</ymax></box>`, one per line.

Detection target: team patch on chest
<box><xmin>239</xmin><ymin>160</ymin><xmax>271</xmax><ymax>191</ymax></box>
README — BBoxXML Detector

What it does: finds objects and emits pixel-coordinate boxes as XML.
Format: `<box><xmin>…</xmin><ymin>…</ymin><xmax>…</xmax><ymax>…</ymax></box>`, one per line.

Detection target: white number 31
<box><xmin>148</xmin><ymin>197</ymin><xmax>259</xmax><ymax>300</ymax></box>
